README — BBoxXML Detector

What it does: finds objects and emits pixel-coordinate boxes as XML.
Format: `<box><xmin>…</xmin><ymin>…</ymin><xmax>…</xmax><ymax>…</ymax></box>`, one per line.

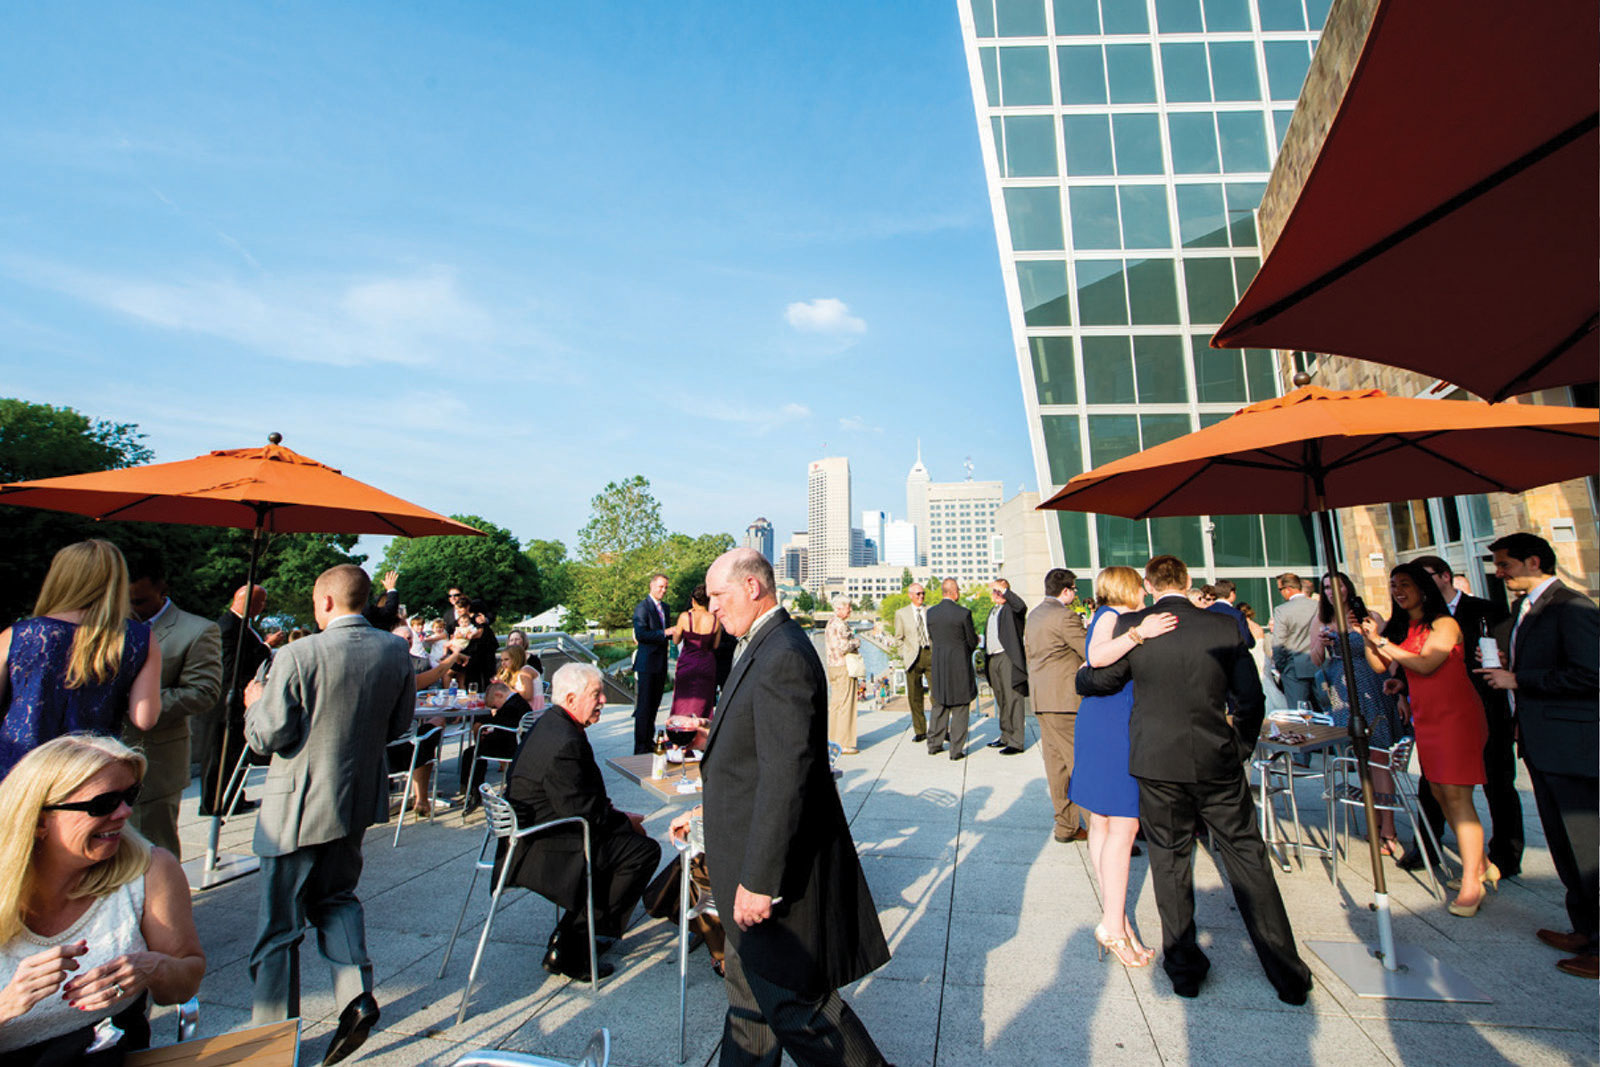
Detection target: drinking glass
<box><xmin>467</xmin><ymin>682</ymin><xmax>479</xmax><ymax>703</ymax></box>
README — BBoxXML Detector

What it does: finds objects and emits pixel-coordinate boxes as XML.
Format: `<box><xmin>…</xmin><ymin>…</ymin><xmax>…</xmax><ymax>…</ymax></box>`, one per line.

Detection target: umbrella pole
<box><xmin>1303</xmin><ymin>496</ymin><xmax>1486</xmax><ymax>1001</ymax></box>
<box><xmin>187</xmin><ymin>510</ymin><xmax>268</xmax><ymax>891</ymax></box>
<box><xmin>1312</xmin><ymin>503</ymin><xmax>1396</xmax><ymax>969</ymax></box>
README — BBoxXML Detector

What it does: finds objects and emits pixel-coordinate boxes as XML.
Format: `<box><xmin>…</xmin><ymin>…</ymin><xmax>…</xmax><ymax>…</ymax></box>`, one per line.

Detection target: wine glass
<box><xmin>665</xmin><ymin>717</ymin><xmax>699</xmax><ymax>779</ymax></box>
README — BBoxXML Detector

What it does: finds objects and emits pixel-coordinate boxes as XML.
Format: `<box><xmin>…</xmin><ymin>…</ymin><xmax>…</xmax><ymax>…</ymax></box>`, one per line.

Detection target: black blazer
<box><xmin>496</xmin><ymin>706</ymin><xmax>631</xmax><ymax>908</ymax></box>
<box><xmin>215</xmin><ymin>611</ymin><xmax>270</xmax><ymax>722</ymax></box>
<box><xmin>1509</xmin><ymin>582</ymin><xmax>1598</xmax><ymax>779</ymax></box>
<box><xmin>1452</xmin><ymin>592</ymin><xmax>1510</xmax><ymax>717</ymax></box>
<box><xmin>701</xmin><ymin>609</ymin><xmax>889</xmax><ymax>997</ymax></box>
<box><xmin>632</xmin><ymin>597</ymin><xmax>670</xmax><ymax>675</ymax></box>
<box><xmin>985</xmin><ymin>590</ymin><xmax>1030</xmax><ymax>694</ymax></box>
<box><xmin>1114</xmin><ymin>597</ymin><xmax>1264</xmax><ymax>783</ymax></box>
<box><xmin>927</xmin><ymin>599</ymin><xmax>978</xmax><ymax>705</ymax></box>
<box><xmin>478</xmin><ymin>691</ymin><xmax>534</xmax><ymax>759</ymax></box>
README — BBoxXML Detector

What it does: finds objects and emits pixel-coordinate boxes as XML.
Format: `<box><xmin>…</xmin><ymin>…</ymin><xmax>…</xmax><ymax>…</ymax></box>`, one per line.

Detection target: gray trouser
<box><xmin>251</xmin><ymin>831</ymin><xmax>373</xmax><ymax>1024</ymax></box>
<box><xmin>988</xmin><ymin>653</ymin><xmax>1026</xmax><ymax>749</ymax></box>
<box><xmin>928</xmin><ymin>703</ymin><xmax>970</xmax><ymax>758</ymax></box>
<box><xmin>719</xmin><ymin>942</ymin><xmax>887</xmax><ymax>1067</ymax></box>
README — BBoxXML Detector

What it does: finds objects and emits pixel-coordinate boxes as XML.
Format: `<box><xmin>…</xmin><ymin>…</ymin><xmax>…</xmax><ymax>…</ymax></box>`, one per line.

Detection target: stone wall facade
<box><xmin>1252</xmin><ymin>0</ymin><xmax>1597</xmax><ymax>606</ymax></box>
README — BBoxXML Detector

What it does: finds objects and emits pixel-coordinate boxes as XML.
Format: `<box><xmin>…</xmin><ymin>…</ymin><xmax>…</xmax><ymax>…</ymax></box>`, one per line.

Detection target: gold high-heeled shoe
<box><xmin>1447</xmin><ymin>895</ymin><xmax>1483</xmax><ymax>918</ymax></box>
<box><xmin>1095</xmin><ymin>924</ymin><xmax>1151</xmax><ymax>968</ymax></box>
<box><xmin>1123</xmin><ymin>915</ymin><xmax>1156</xmax><ymax>962</ymax></box>
<box><xmin>1446</xmin><ymin>861</ymin><xmax>1502</xmax><ymax>894</ymax></box>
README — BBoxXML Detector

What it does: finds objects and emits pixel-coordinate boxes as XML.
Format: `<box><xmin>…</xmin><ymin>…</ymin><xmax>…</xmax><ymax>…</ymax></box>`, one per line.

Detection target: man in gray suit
<box><xmin>125</xmin><ymin>555</ymin><xmax>223</xmax><ymax>858</ymax></box>
<box><xmin>1024</xmin><ymin>568</ymin><xmax>1089</xmax><ymax>843</ymax></box>
<box><xmin>1269</xmin><ymin>572</ymin><xmax>1320</xmax><ymax>711</ymax></box>
<box><xmin>243</xmin><ymin>565</ymin><xmax>415</xmax><ymax>1065</ymax></box>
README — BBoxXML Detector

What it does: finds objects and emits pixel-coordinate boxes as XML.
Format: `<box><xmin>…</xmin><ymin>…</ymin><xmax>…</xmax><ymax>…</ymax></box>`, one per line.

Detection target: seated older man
<box><xmin>495</xmin><ymin>663</ymin><xmax>662</xmax><ymax>981</ymax></box>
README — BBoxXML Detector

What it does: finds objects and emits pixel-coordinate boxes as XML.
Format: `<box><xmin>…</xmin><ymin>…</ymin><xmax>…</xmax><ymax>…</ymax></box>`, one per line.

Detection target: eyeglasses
<box><xmin>43</xmin><ymin>784</ymin><xmax>141</xmax><ymax>817</ymax></box>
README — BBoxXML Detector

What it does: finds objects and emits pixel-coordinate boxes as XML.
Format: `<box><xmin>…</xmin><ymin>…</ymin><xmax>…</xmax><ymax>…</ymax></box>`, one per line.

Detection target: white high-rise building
<box><xmin>925</xmin><ymin>478</ymin><xmax>1005</xmax><ymax>586</ymax></box>
<box><xmin>860</xmin><ymin>510</ymin><xmax>887</xmax><ymax>564</ymax></box>
<box><xmin>806</xmin><ymin>457</ymin><xmax>852</xmax><ymax>592</ymax></box>
<box><xmin>905</xmin><ymin>442</ymin><xmax>932</xmax><ymax>567</ymax></box>
<box><xmin>883</xmin><ymin>519</ymin><xmax>918</xmax><ymax>567</ymax></box>
<box><xmin>780</xmin><ymin>531</ymin><xmax>809</xmax><ymax>585</ymax></box>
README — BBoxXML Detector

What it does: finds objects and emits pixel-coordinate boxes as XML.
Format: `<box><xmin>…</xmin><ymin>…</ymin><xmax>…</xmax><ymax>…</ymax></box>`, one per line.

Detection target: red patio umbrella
<box><xmin>1041</xmin><ymin>385</ymin><xmax>1597</xmax><ymax>990</ymax></box>
<box><xmin>1212</xmin><ymin>1</ymin><xmax>1597</xmax><ymax>401</ymax></box>
<box><xmin>0</xmin><ymin>434</ymin><xmax>482</xmax><ymax>886</ymax></box>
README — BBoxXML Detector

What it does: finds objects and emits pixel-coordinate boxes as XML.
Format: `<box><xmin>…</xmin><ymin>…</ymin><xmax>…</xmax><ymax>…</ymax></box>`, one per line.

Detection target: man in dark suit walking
<box><xmin>1410</xmin><ymin>555</ymin><xmax>1523</xmax><ymax>877</ymax></box>
<box><xmin>499</xmin><ymin>663</ymin><xmax>660</xmax><ymax>980</ymax></box>
<box><xmin>675</xmin><ymin>548</ymin><xmax>889</xmax><ymax>1066</ymax></box>
<box><xmin>927</xmin><ymin>578</ymin><xmax>978</xmax><ymax>760</ymax></box>
<box><xmin>631</xmin><ymin>572</ymin><xmax>676</xmax><ymax>754</ymax></box>
<box><xmin>1115</xmin><ymin>556</ymin><xmax>1311</xmax><ymax>1004</ymax></box>
<box><xmin>243</xmin><ymin>565</ymin><xmax>415</xmax><ymax>1064</ymax></box>
<box><xmin>1477</xmin><ymin>533</ymin><xmax>1598</xmax><ymax>980</ymax></box>
<box><xmin>201</xmin><ymin>584</ymin><xmax>273</xmax><ymax>816</ymax></box>
<box><xmin>983</xmin><ymin>578</ymin><xmax>1029</xmax><ymax>754</ymax></box>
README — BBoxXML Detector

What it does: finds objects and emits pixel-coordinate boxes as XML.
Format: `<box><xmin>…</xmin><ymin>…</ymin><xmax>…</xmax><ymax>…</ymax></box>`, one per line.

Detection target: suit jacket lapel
<box><xmin>704</xmin><ymin>609</ymin><xmax>791</xmax><ymax>760</ymax></box>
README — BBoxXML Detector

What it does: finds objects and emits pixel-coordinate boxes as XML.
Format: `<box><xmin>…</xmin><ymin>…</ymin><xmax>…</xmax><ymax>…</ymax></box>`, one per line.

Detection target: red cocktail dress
<box><xmin>1402</xmin><ymin>621</ymin><xmax>1487</xmax><ymax>785</ymax></box>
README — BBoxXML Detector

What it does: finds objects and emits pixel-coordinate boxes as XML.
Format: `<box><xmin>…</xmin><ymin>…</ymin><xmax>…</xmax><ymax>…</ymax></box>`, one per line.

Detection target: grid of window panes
<box><xmin>969</xmin><ymin>0</ymin><xmax>1326</xmax><ymax>585</ymax></box>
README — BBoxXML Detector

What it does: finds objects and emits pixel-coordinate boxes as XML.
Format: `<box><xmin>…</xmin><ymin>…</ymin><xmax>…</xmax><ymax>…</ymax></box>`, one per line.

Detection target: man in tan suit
<box><xmin>126</xmin><ymin>556</ymin><xmax>224</xmax><ymax>858</ymax></box>
<box><xmin>1024</xmin><ymin>568</ymin><xmax>1088</xmax><ymax>843</ymax></box>
<box><xmin>892</xmin><ymin>583</ymin><xmax>933</xmax><ymax>742</ymax></box>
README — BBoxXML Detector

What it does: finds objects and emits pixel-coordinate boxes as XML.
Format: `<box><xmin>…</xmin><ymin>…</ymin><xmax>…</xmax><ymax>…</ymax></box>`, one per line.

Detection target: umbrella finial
<box><xmin>267</xmin><ymin>433</ymin><xmax>282</xmax><ymax>445</ymax></box>
<box><xmin>1292</xmin><ymin>370</ymin><xmax>1312</xmax><ymax>387</ymax></box>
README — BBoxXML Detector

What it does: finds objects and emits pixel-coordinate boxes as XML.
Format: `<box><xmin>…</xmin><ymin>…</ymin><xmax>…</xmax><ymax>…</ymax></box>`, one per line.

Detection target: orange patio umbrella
<box><xmin>1041</xmin><ymin>385</ymin><xmax>1597</xmax><ymax>990</ymax></box>
<box><xmin>1212</xmin><ymin>1</ymin><xmax>1597</xmax><ymax>401</ymax></box>
<box><xmin>0</xmin><ymin>433</ymin><xmax>482</xmax><ymax>886</ymax></box>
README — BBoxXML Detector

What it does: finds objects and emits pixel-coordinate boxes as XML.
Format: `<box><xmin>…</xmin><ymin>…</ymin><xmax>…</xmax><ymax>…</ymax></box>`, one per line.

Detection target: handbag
<box><xmin>843</xmin><ymin>651</ymin><xmax>866</xmax><ymax>680</ymax></box>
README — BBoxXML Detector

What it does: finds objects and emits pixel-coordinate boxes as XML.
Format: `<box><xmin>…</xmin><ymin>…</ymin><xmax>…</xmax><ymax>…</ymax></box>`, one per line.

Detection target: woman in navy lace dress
<box><xmin>0</xmin><ymin>541</ymin><xmax>160</xmax><ymax>779</ymax></box>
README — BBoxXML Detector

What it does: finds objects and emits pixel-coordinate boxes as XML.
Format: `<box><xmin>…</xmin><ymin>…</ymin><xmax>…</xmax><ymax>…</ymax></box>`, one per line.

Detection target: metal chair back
<box><xmin>481</xmin><ymin>785</ymin><xmax>520</xmax><ymax>840</ymax></box>
<box><xmin>518</xmin><ymin>708</ymin><xmax>542</xmax><ymax>738</ymax></box>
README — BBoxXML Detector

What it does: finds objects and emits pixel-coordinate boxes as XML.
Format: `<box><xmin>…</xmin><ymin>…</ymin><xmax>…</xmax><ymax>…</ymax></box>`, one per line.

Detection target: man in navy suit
<box><xmin>1477</xmin><ymin>533</ymin><xmax>1598</xmax><ymax>980</ymax></box>
<box><xmin>631</xmin><ymin>572</ymin><xmax>677</xmax><ymax>754</ymax></box>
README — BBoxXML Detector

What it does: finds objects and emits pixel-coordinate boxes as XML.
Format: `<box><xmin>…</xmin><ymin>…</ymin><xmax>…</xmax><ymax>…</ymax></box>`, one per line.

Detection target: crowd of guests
<box><xmin>0</xmin><ymin>530</ymin><xmax>1592</xmax><ymax>1064</ymax></box>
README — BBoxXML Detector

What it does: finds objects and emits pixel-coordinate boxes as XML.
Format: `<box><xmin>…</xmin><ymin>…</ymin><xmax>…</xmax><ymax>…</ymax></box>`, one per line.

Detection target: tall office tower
<box><xmin>744</xmin><ymin>517</ymin><xmax>775</xmax><ymax>564</ymax></box>
<box><xmin>850</xmin><ymin>527</ymin><xmax>870</xmax><ymax>567</ymax></box>
<box><xmin>860</xmin><ymin>510</ymin><xmax>888</xmax><ymax>564</ymax></box>
<box><xmin>781</xmin><ymin>531</ymin><xmax>809</xmax><ymax>585</ymax></box>
<box><xmin>905</xmin><ymin>442</ymin><xmax>932</xmax><ymax>567</ymax></box>
<box><xmin>925</xmin><ymin>479</ymin><xmax>1005</xmax><ymax>586</ymax></box>
<box><xmin>958</xmin><ymin>0</ymin><xmax>1324</xmax><ymax>607</ymax></box>
<box><xmin>883</xmin><ymin>519</ymin><xmax>919</xmax><ymax>567</ymax></box>
<box><xmin>807</xmin><ymin>457</ymin><xmax>853</xmax><ymax>592</ymax></box>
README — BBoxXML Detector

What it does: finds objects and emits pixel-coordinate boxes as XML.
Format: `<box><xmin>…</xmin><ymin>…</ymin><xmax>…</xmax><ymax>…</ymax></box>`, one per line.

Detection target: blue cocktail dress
<box><xmin>1066</xmin><ymin>607</ymin><xmax>1140</xmax><ymax>818</ymax></box>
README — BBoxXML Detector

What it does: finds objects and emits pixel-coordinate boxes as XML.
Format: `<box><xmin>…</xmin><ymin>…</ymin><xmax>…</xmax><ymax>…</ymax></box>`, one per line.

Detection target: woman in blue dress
<box><xmin>1069</xmin><ymin>566</ymin><xmax>1177</xmax><ymax>969</ymax></box>
<box><xmin>0</xmin><ymin>540</ymin><xmax>160</xmax><ymax>779</ymax></box>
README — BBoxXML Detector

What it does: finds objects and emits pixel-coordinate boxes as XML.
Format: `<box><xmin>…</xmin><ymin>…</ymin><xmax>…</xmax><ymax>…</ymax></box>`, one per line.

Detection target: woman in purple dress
<box><xmin>0</xmin><ymin>540</ymin><xmax>161</xmax><ymax>779</ymax></box>
<box><xmin>670</xmin><ymin>586</ymin><xmax>722</xmax><ymax>720</ymax></box>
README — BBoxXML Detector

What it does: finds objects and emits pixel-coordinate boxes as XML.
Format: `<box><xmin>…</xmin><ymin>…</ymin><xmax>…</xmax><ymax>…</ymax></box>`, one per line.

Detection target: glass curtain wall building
<box><xmin>959</xmin><ymin>0</ymin><xmax>1329</xmax><ymax>608</ymax></box>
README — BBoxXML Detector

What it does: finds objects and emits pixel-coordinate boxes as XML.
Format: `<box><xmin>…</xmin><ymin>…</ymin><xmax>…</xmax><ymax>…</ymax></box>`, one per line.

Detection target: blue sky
<box><xmin>0</xmin><ymin>2</ymin><xmax>1034</xmax><ymax>556</ymax></box>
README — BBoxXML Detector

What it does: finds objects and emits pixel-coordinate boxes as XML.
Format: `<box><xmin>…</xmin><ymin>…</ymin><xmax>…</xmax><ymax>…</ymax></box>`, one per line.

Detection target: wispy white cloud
<box><xmin>5</xmin><ymin>258</ymin><xmax>518</xmax><ymax>368</ymax></box>
<box><xmin>784</xmin><ymin>297</ymin><xmax>865</xmax><ymax>336</ymax></box>
<box><xmin>838</xmin><ymin>414</ymin><xmax>883</xmax><ymax>434</ymax></box>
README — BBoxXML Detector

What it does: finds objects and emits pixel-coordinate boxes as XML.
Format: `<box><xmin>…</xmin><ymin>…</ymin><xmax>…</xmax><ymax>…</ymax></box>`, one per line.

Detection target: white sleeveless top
<box><xmin>0</xmin><ymin>875</ymin><xmax>147</xmax><ymax>1052</ymax></box>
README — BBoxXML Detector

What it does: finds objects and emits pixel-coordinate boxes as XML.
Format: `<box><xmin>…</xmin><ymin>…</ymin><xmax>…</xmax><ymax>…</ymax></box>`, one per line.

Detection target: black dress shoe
<box><xmin>1277</xmin><ymin>980</ymin><xmax>1312</xmax><ymax>1006</ymax></box>
<box><xmin>543</xmin><ymin>944</ymin><xmax>615</xmax><ymax>982</ymax></box>
<box><xmin>987</xmin><ymin>739</ymin><xmax>1006</xmax><ymax>748</ymax></box>
<box><xmin>950</xmin><ymin>753</ymin><xmax>966</xmax><ymax>762</ymax></box>
<box><xmin>322</xmin><ymin>993</ymin><xmax>379</xmax><ymax>1065</ymax></box>
<box><xmin>1172</xmin><ymin>979</ymin><xmax>1201</xmax><ymax>998</ymax></box>
<box><xmin>912</xmin><ymin>733</ymin><xmax>927</xmax><ymax>743</ymax></box>
<box><xmin>999</xmin><ymin>746</ymin><xmax>1023</xmax><ymax>755</ymax></box>
<box><xmin>1396</xmin><ymin>848</ymin><xmax>1432</xmax><ymax>872</ymax></box>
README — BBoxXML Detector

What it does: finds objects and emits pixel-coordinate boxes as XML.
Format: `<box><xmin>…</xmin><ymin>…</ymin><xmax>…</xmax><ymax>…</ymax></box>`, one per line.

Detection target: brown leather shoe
<box><xmin>1537</xmin><ymin>929</ymin><xmax>1591</xmax><ymax>954</ymax></box>
<box><xmin>1054</xmin><ymin>828</ymin><xmax>1089</xmax><ymax>844</ymax></box>
<box><xmin>1556</xmin><ymin>955</ymin><xmax>1598</xmax><ymax>979</ymax></box>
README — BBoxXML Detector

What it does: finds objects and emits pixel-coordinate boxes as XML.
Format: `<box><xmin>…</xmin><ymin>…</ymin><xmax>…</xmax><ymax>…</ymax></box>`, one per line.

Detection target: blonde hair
<box><xmin>33</xmin><ymin>540</ymin><xmax>132</xmax><ymax>689</ymax></box>
<box><xmin>0</xmin><ymin>734</ymin><xmax>152</xmax><ymax>943</ymax></box>
<box><xmin>1094</xmin><ymin>566</ymin><xmax>1145</xmax><ymax>611</ymax></box>
<box><xmin>495</xmin><ymin>646</ymin><xmax>527</xmax><ymax>685</ymax></box>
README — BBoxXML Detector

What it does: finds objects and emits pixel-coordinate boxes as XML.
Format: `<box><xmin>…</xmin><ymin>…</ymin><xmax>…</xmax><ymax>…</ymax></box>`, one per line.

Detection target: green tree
<box><xmin>857</xmin><ymin>592</ymin><xmax>876</xmax><ymax>613</ymax></box>
<box><xmin>794</xmin><ymin>588</ymin><xmax>817</xmax><ymax>614</ymax></box>
<box><xmin>0</xmin><ymin>400</ymin><xmax>156</xmax><ymax>623</ymax></box>
<box><xmin>523</xmin><ymin>539</ymin><xmax>571</xmax><ymax>613</ymax></box>
<box><xmin>660</xmin><ymin>531</ymin><xmax>736</xmax><ymax>613</ymax></box>
<box><xmin>878</xmin><ymin>592</ymin><xmax>909</xmax><ymax>626</ymax></box>
<box><xmin>571</xmin><ymin>476</ymin><xmax>668</xmax><ymax>630</ymax></box>
<box><xmin>381</xmin><ymin>515</ymin><xmax>538</xmax><ymax>625</ymax></box>
<box><xmin>900</xmin><ymin>567</ymin><xmax>914</xmax><ymax>591</ymax></box>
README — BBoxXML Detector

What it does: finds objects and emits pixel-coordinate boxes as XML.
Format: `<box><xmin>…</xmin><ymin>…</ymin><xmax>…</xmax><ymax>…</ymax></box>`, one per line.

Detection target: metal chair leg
<box><xmin>457</xmin><ymin>879</ymin><xmax>509</xmax><ymax>1026</ymax></box>
<box><xmin>679</xmin><ymin>849</ymin><xmax>691</xmax><ymax>1063</ymax></box>
<box><xmin>439</xmin><ymin>832</ymin><xmax>490</xmax><ymax>978</ymax></box>
<box><xmin>220</xmin><ymin>748</ymin><xmax>253</xmax><ymax>818</ymax></box>
<box><xmin>394</xmin><ymin>744</ymin><xmax>420</xmax><ymax>848</ymax></box>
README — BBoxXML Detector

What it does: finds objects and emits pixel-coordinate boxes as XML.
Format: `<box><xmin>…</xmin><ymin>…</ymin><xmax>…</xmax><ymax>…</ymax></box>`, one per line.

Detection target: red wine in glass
<box><xmin>665</xmin><ymin>723</ymin><xmax>699</xmax><ymax>777</ymax></box>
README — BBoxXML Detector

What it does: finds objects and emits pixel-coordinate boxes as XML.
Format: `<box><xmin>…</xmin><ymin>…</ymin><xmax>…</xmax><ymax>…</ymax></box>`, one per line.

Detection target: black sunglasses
<box><xmin>44</xmin><ymin>784</ymin><xmax>141</xmax><ymax>817</ymax></box>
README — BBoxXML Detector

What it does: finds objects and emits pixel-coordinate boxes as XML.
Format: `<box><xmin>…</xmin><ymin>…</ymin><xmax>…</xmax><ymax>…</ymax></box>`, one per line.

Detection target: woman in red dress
<box><xmin>1361</xmin><ymin>561</ymin><xmax>1493</xmax><ymax>917</ymax></box>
